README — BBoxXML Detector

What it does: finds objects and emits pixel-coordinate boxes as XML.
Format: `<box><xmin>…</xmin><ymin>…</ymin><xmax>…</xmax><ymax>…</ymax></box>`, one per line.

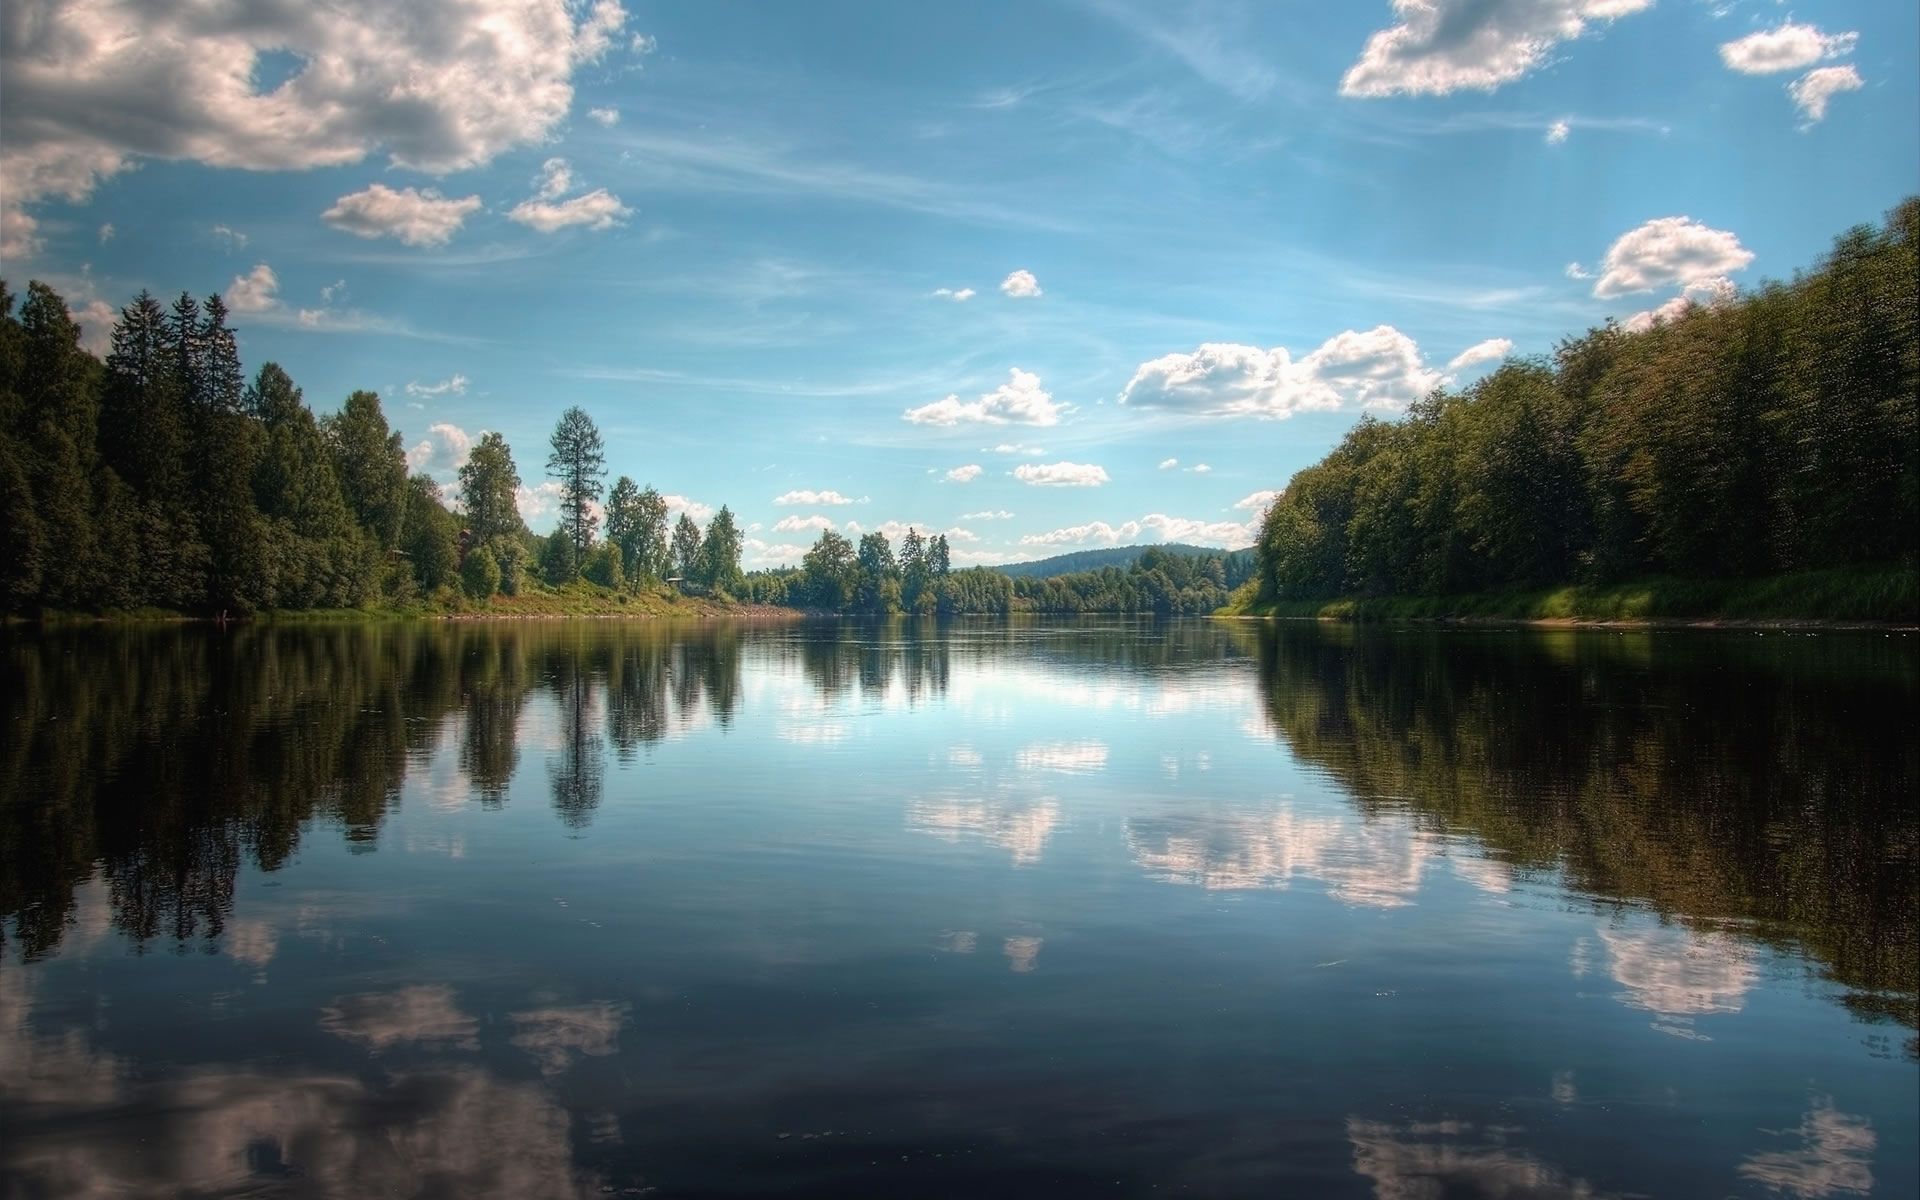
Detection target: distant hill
<box><xmin>995</xmin><ymin>543</ymin><xmax>1252</xmax><ymax>579</ymax></box>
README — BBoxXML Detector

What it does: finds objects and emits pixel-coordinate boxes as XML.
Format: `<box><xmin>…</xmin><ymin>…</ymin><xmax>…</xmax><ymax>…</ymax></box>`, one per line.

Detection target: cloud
<box><xmin>961</xmin><ymin>510</ymin><xmax>1015</xmax><ymax>520</ymax></box>
<box><xmin>1546</xmin><ymin>119</ymin><xmax>1570</xmax><ymax>145</ymax></box>
<box><xmin>1233</xmin><ymin>489</ymin><xmax>1281</xmax><ymax>512</ymax></box>
<box><xmin>1121</xmin><ymin>325</ymin><xmax>1441</xmax><ymax>419</ymax></box>
<box><xmin>1564</xmin><ymin>262</ymin><xmax>1592</xmax><ymax>280</ymax></box>
<box><xmin>663</xmin><ymin>493</ymin><xmax>714</xmax><ymax>523</ymax></box>
<box><xmin>97</xmin><ymin>222</ymin><xmax>114</xmax><ymax>244</ymax></box>
<box><xmin>1719</xmin><ymin>23</ymin><xmax>1857</xmax><ymax>74</ymax></box>
<box><xmin>774</xmin><ymin>489</ymin><xmax>855</xmax><ymax>506</ymax></box>
<box><xmin>1341</xmin><ymin>0</ymin><xmax>1653</xmax><ymax>97</ymax></box>
<box><xmin>945</xmin><ymin>464</ymin><xmax>983</xmax><ymax>483</ymax></box>
<box><xmin>586</xmin><ymin>106</ymin><xmax>621</xmax><ymax>126</ymax></box>
<box><xmin>323</xmin><ymin>184</ymin><xmax>482</xmax><ymax>246</ymax></box>
<box><xmin>772</xmin><ymin>514</ymin><xmax>835</xmax><ymax>533</ymax></box>
<box><xmin>904</xmin><ymin>368</ymin><xmax>1064</xmax><ymax>427</ymax></box>
<box><xmin>1789</xmin><ymin>65</ymin><xmax>1862</xmax><ymax>125</ymax></box>
<box><xmin>990</xmin><ymin>442</ymin><xmax>1044</xmax><ymax>455</ymax></box>
<box><xmin>1190</xmin><ymin>463</ymin><xmax>1212</xmax><ymax>474</ymax></box>
<box><xmin>321</xmin><ymin>280</ymin><xmax>346</xmax><ymax>303</ymax></box>
<box><xmin>1020</xmin><ymin>513</ymin><xmax>1256</xmax><ymax>549</ymax></box>
<box><xmin>743</xmin><ymin>537</ymin><xmax>810</xmax><ymax>568</ymax></box>
<box><xmin>1591</xmin><ymin>217</ymin><xmax>1754</xmax><ymax>298</ymax></box>
<box><xmin>1</xmin><ymin>208</ymin><xmax>40</xmax><ymax>260</ymax></box>
<box><xmin>516</xmin><ymin>480</ymin><xmax>565</xmax><ymax>524</ymax></box>
<box><xmin>224</xmin><ymin>263</ymin><xmax>281</xmax><ymax>313</ymax></box>
<box><xmin>406</xmin><ymin>422</ymin><xmax>474</xmax><ymax>472</ymax></box>
<box><xmin>1014</xmin><ymin>461</ymin><xmax>1109</xmax><ymax>488</ymax></box>
<box><xmin>509</xmin><ymin>189</ymin><xmax>632</xmax><ymax>232</ymax></box>
<box><xmin>69</xmin><ymin>298</ymin><xmax>116</xmax><ymax>356</ymax></box>
<box><xmin>931</xmin><ymin>287</ymin><xmax>977</xmax><ymax>301</ymax></box>
<box><xmin>1159</xmin><ymin>457</ymin><xmax>1179</xmax><ymax>470</ymax></box>
<box><xmin>631</xmin><ymin>32</ymin><xmax>657</xmax><ymax>54</ymax></box>
<box><xmin>1447</xmin><ymin>337</ymin><xmax>1513</xmax><ymax>370</ymax></box>
<box><xmin>1621</xmin><ymin>275</ymin><xmax>1736</xmax><ymax>332</ymax></box>
<box><xmin>211</xmin><ymin>224</ymin><xmax>249</xmax><ymax>249</ymax></box>
<box><xmin>534</xmin><ymin>157</ymin><xmax>574</xmax><ymax>200</ymax></box>
<box><xmin>0</xmin><ymin>0</ymin><xmax>634</xmax><ymax>243</ymax></box>
<box><xmin>999</xmin><ymin>269</ymin><xmax>1043</xmax><ymax>298</ymax></box>
<box><xmin>406</xmin><ymin>374</ymin><xmax>470</xmax><ymax>398</ymax></box>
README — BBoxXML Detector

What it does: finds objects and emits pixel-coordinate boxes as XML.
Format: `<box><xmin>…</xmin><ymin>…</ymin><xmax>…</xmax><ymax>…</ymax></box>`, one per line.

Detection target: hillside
<box><xmin>995</xmin><ymin>543</ymin><xmax>1253</xmax><ymax>579</ymax></box>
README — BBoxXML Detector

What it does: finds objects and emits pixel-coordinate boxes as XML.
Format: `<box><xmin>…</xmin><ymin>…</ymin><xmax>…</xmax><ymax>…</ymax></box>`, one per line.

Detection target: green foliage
<box><xmin>458</xmin><ymin>432</ymin><xmax>523</xmax><ymax>549</ymax></box>
<box><xmin>546</xmin><ymin>405</ymin><xmax>605</xmax><ymax>561</ymax></box>
<box><xmin>671</xmin><ymin>513</ymin><xmax>702</xmax><ymax>582</ymax></box>
<box><xmin>462</xmin><ymin>543</ymin><xmax>502</xmax><ymax>599</ymax></box>
<box><xmin>1253</xmin><ymin>199</ymin><xmax>1920</xmax><ymax>607</ymax></box>
<box><xmin>582</xmin><ymin>541</ymin><xmax>625</xmax><ymax>590</ymax></box>
<box><xmin>540</xmin><ymin>527</ymin><xmax>578</xmax><ymax>586</ymax></box>
<box><xmin>0</xmin><ymin>276</ymin><xmax>777</xmax><ymax>619</ymax></box>
<box><xmin>699</xmin><ymin>505</ymin><xmax>743</xmax><ymax>591</ymax></box>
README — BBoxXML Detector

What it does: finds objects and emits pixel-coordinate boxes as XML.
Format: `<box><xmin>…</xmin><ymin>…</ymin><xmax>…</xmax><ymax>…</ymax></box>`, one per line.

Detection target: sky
<box><xmin>3</xmin><ymin>0</ymin><xmax>1916</xmax><ymax>568</ymax></box>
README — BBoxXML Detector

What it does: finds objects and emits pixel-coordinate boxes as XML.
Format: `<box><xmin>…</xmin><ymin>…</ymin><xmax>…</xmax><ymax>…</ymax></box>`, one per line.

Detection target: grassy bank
<box><xmin>11</xmin><ymin>582</ymin><xmax>802</xmax><ymax>625</ymax></box>
<box><xmin>1218</xmin><ymin>564</ymin><xmax>1919</xmax><ymax>626</ymax></box>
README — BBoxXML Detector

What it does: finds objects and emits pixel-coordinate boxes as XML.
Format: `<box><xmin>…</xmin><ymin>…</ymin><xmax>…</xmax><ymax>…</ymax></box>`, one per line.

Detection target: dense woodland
<box><xmin>1251</xmin><ymin>199</ymin><xmax>1918</xmax><ymax>605</ymax></box>
<box><xmin>0</xmin><ymin>279</ymin><xmax>754</xmax><ymax>614</ymax></box>
<box><xmin>742</xmin><ymin>538</ymin><xmax>1251</xmax><ymax>615</ymax></box>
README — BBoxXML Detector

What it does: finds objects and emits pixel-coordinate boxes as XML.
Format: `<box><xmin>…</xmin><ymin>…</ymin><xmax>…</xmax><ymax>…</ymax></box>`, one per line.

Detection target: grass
<box><xmin>11</xmin><ymin>581</ymin><xmax>798</xmax><ymax>625</ymax></box>
<box><xmin>1218</xmin><ymin>564</ymin><xmax>1920</xmax><ymax>625</ymax></box>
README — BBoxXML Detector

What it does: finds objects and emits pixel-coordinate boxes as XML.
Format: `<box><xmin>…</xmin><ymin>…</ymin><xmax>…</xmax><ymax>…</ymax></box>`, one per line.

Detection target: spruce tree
<box><xmin>546</xmin><ymin>406</ymin><xmax>606</xmax><ymax>565</ymax></box>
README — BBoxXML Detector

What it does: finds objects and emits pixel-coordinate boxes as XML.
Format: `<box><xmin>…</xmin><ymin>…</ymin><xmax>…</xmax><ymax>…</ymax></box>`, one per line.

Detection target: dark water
<box><xmin>2</xmin><ymin>619</ymin><xmax>1915</xmax><ymax>1199</ymax></box>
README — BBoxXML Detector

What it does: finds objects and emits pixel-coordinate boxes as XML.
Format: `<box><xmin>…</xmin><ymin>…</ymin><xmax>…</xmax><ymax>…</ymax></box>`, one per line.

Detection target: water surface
<box><xmin>3</xmin><ymin>619</ymin><xmax>1915</xmax><ymax>1198</ymax></box>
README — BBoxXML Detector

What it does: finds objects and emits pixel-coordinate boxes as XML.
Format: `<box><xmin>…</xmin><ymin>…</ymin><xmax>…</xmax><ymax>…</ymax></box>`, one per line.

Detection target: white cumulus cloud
<box><xmin>407</xmin><ymin>422</ymin><xmax>473</xmax><ymax>472</ymax></box>
<box><xmin>586</xmin><ymin>106</ymin><xmax>620</xmax><ymax>126</ymax></box>
<box><xmin>1621</xmin><ymin>276</ymin><xmax>1737</xmax><ymax>333</ymax></box>
<box><xmin>1719</xmin><ymin>23</ymin><xmax>1857</xmax><ymax>74</ymax></box>
<box><xmin>1233</xmin><ymin>490</ymin><xmax>1281</xmax><ymax>512</ymax></box>
<box><xmin>1000</xmin><ymin>269</ymin><xmax>1043</xmax><ymax>298</ymax></box>
<box><xmin>1121</xmin><ymin>326</ymin><xmax>1440</xmax><ymax>419</ymax></box>
<box><xmin>1546</xmin><ymin>119</ymin><xmax>1570</xmax><ymax>145</ymax></box>
<box><xmin>1341</xmin><ymin>0</ymin><xmax>1653</xmax><ymax>97</ymax></box>
<box><xmin>0</xmin><ymin>0</ymin><xmax>635</xmax><ymax>247</ymax></box>
<box><xmin>1158</xmin><ymin>457</ymin><xmax>1179</xmax><ymax>470</ymax></box>
<box><xmin>323</xmin><ymin>184</ymin><xmax>482</xmax><ymax>246</ymax></box>
<box><xmin>961</xmin><ymin>510</ymin><xmax>1015</xmax><ymax>520</ymax></box>
<box><xmin>1447</xmin><ymin>337</ymin><xmax>1513</xmax><ymax>371</ymax></box>
<box><xmin>1789</xmin><ymin>65</ymin><xmax>1862</xmax><ymax>125</ymax></box>
<box><xmin>509</xmin><ymin>188</ymin><xmax>631</xmax><ymax>233</ymax></box>
<box><xmin>1020</xmin><ymin>514</ymin><xmax>1256</xmax><ymax>549</ymax></box>
<box><xmin>224</xmin><ymin>263</ymin><xmax>281</xmax><ymax>313</ymax></box>
<box><xmin>1591</xmin><ymin>217</ymin><xmax>1754</xmax><ymax>299</ymax></box>
<box><xmin>211</xmin><ymin>224</ymin><xmax>249</xmax><ymax>249</ymax></box>
<box><xmin>406</xmin><ymin>374</ymin><xmax>469</xmax><ymax>398</ymax></box>
<box><xmin>774</xmin><ymin>489</ymin><xmax>856</xmax><ymax>506</ymax></box>
<box><xmin>773</xmin><ymin>514</ymin><xmax>836</xmax><ymax>534</ymax></box>
<box><xmin>904</xmin><ymin>368</ymin><xmax>1064</xmax><ymax>427</ymax></box>
<box><xmin>1014</xmin><ymin>461</ymin><xmax>1109</xmax><ymax>488</ymax></box>
<box><xmin>932</xmin><ymin>287</ymin><xmax>977</xmax><ymax>301</ymax></box>
<box><xmin>945</xmin><ymin>464</ymin><xmax>983</xmax><ymax>483</ymax></box>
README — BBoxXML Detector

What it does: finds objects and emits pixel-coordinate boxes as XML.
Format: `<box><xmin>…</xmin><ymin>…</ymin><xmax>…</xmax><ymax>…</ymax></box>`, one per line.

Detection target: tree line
<box><xmin>1251</xmin><ymin>198</ymin><xmax>1918</xmax><ymax>604</ymax></box>
<box><xmin>742</xmin><ymin>530</ymin><xmax>1252</xmax><ymax>616</ymax></box>
<box><xmin>0</xmin><ymin>279</ymin><xmax>746</xmax><ymax>614</ymax></box>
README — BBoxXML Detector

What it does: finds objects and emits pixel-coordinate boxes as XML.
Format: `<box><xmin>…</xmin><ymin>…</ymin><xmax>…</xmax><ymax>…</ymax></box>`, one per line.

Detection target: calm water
<box><xmin>2</xmin><ymin>619</ymin><xmax>1915</xmax><ymax>1199</ymax></box>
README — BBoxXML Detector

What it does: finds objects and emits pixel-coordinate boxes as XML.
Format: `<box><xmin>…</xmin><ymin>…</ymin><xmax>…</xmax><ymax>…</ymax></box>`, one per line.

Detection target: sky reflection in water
<box><xmin>1</xmin><ymin>619</ymin><xmax>1914</xmax><ymax>1198</ymax></box>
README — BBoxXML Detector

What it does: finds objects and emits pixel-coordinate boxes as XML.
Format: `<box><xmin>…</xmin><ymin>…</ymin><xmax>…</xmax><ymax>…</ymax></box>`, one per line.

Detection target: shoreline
<box><xmin>1211</xmin><ymin>613</ymin><xmax>1918</xmax><ymax>633</ymax></box>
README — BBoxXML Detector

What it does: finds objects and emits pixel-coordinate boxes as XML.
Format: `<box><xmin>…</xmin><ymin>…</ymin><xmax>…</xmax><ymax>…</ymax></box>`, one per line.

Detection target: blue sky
<box><xmin>4</xmin><ymin>0</ymin><xmax>1915</xmax><ymax>566</ymax></box>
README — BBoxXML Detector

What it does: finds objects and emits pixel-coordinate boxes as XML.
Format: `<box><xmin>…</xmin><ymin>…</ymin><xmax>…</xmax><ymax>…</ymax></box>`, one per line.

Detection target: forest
<box><xmin>1248</xmin><ymin>199</ymin><xmax>1917</xmax><ymax>615</ymax></box>
<box><xmin>0</xmin><ymin>279</ymin><xmax>753</xmax><ymax>615</ymax></box>
<box><xmin>741</xmin><ymin>539</ymin><xmax>1251</xmax><ymax>615</ymax></box>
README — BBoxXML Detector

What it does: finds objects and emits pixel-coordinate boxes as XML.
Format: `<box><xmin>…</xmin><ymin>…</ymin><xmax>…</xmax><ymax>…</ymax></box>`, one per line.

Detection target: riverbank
<box><xmin>10</xmin><ymin>581</ymin><xmax>804</xmax><ymax>625</ymax></box>
<box><xmin>1217</xmin><ymin>565</ymin><xmax>1919</xmax><ymax>628</ymax></box>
